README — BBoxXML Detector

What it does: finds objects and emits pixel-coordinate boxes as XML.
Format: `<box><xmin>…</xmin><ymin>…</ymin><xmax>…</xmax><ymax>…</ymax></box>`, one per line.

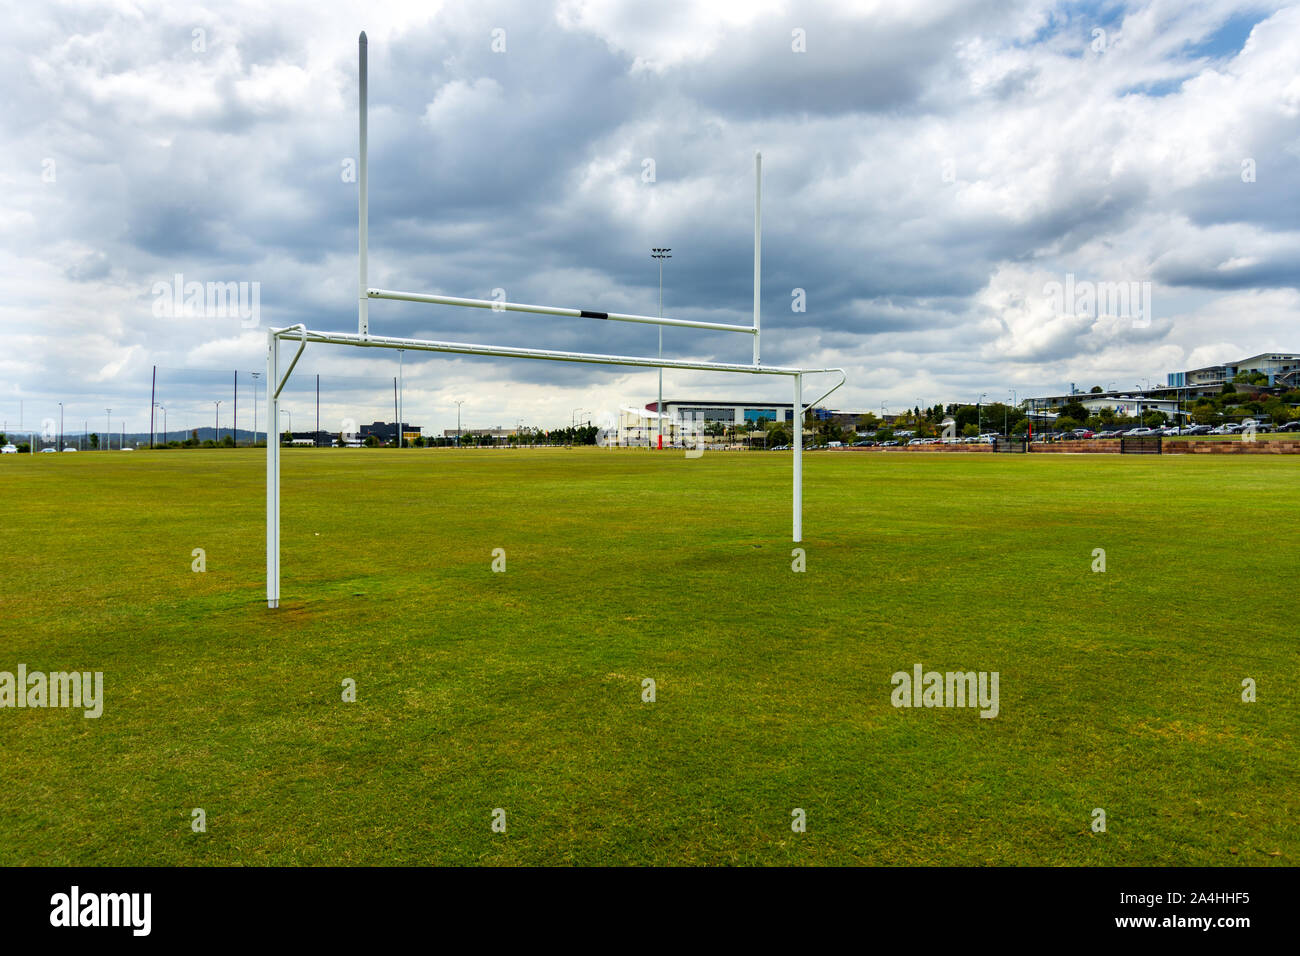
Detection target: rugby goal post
<box><xmin>264</xmin><ymin>32</ymin><xmax>845</xmax><ymax>609</ymax></box>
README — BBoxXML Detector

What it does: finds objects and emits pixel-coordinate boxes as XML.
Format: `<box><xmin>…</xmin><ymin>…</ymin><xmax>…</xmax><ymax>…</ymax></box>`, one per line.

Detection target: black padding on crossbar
<box><xmin>580</xmin><ymin>310</ymin><xmax>609</xmax><ymax>319</ymax></box>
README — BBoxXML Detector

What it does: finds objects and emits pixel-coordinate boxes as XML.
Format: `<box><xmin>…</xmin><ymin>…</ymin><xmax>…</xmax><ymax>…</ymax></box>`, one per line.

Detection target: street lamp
<box><xmin>283</xmin><ymin>409</ymin><xmax>292</xmax><ymax>443</ymax></box>
<box><xmin>153</xmin><ymin>404</ymin><xmax>166</xmax><ymax>445</ymax></box>
<box><xmin>214</xmin><ymin>400</ymin><xmax>223</xmax><ymax>444</ymax></box>
<box><xmin>977</xmin><ymin>392</ymin><xmax>987</xmax><ymax>435</ymax></box>
<box><xmin>58</xmin><ymin>402</ymin><xmax>63</xmax><ymax>451</ymax></box>
<box><xmin>651</xmin><ymin>248</ymin><xmax>671</xmax><ymax>449</ymax></box>
<box><xmin>455</xmin><ymin>400</ymin><xmax>465</xmax><ymax>447</ymax></box>
<box><xmin>397</xmin><ymin>349</ymin><xmax>404</xmax><ymax>448</ymax></box>
<box><xmin>571</xmin><ymin>407</ymin><xmax>589</xmax><ymax>445</ymax></box>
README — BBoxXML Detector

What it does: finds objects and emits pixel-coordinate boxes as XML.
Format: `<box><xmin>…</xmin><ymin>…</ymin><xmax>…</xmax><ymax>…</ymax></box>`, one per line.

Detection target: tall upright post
<box><xmin>358</xmin><ymin>31</ymin><xmax>369</xmax><ymax>337</ymax></box>
<box><xmin>267</xmin><ymin>331</ymin><xmax>280</xmax><ymax>609</ymax></box>
<box><xmin>792</xmin><ymin>373</ymin><xmax>802</xmax><ymax>542</ymax></box>
<box><xmin>650</xmin><ymin>248</ymin><xmax>672</xmax><ymax>448</ymax></box>
<box><xmin>149</xmin><ymin>366</ymin><xmax>156</xmax><ymax>448</ymax></box>
<box><xmin>234</xmin><ymin>371</ymin><xmax>238</xmax><ymax>446</ymax></box>
<box><xmin>753</xmin><ymin>151</ymin><xmax>762</xmax><ymax>367</ymax></box>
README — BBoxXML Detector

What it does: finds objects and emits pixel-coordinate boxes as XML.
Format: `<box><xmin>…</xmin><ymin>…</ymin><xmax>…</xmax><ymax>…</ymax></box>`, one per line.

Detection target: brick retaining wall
<box><xmin>1164</xmin><ymin>439</ymin><xmax>1300</xmax><ymax>454</ymax></box>
<box><xmin>1027</xmin><ymin>440</ymin><xmax>1120</xmax><ymax>453</ymax></box>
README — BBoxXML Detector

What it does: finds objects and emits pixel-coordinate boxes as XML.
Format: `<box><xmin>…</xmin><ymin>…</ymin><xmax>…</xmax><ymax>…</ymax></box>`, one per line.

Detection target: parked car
<box><xmin>1183</xmin><ymin>424</ymin><xmax>1212</xmax><ymax>435</ymax></box>
<box><xmin>880</xmin><ymin>440</ymin><xmax>899</xmax><ymax>446</ymax></box>
<box><xmin>1</xmin><ymin>444</ymin><xmax>16</xmax><ymax>454</ymax></box>
<box><xmin>1279</xmin><ymin>421</ymin><xmax>1300</xmax><ymax>432</ymax></box>
<box><xmin>60</xmin><ymin>447</ymin><xmax>78</xmax><ymax>452</ymax></box>
<box><xmin>40</xmin><ymin>448</ymin><xmax>56</xmax><ymax>453</ymax></box>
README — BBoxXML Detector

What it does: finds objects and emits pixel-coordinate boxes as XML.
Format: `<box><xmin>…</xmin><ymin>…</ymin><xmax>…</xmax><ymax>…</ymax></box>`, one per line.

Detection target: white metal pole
<box><xmin>793</xmin><ymin>372</ymin><xmax>802</xmax><ymax>542</ymax></box>
<box><xmin>267</xmin><ymin>331</ymin><xmax>280</xmax><ymax>608</ymax></box>
<box><xmin>657</xmin><ymin>259</ymin><xmax>663</xmax><ymax>450</ymax></box>
<box><xmin>398</xmin><ymin>350</ymin><xmax>404</xmax><ymax>447</ymax></box>
<box><xmin>753</xmin><ymin>150</ymin><xmax>761</xmax><ymax>367</ymax></box>
<box><xmin>105</xmin><ymin>409</ymin><xmax>111</xmax><ymax>451</ymax></box>
<box><xmin>358</xmin><ymin>31</ymin><xmax>369</xmax><ymax>337</ymax></box>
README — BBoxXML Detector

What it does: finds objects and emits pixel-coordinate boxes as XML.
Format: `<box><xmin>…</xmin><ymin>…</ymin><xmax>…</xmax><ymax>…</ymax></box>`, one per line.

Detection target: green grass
<box><xmin>0</xmin><ymin>448</ymin><xmax>1295</xmax><ymax>866</ymax></box>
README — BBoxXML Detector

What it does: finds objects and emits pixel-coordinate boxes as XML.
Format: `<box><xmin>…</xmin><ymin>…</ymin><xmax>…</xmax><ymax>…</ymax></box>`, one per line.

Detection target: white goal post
<box><xmin>264</xmin><ymin>32</ymin><xmax>846</xmax><ymax>609</ymax></box>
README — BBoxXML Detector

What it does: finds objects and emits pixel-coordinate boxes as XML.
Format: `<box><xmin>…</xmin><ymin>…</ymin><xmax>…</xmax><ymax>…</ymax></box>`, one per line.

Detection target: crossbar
<box><xmin>367</xmin><ymin>288</ymin><xmax>756</xmax><ymax>335</ymax></box>
<box><xmin>276</xmin><ymin>326</ymin><xmax>836</xmax><ymax>378</ymax></box>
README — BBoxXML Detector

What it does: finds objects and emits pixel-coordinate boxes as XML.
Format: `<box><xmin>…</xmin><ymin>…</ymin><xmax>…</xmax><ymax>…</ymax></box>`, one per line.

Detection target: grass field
<box><xmin>1</xmin><ymin>447</ymin><xmax>1295</xmax><ymax>865</ymax></box>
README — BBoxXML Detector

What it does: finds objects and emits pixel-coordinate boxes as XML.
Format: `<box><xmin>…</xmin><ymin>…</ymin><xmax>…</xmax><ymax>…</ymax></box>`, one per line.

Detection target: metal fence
<box><xmin>1120</xmin><ymin>436</ymin><xmax>1162</xmax><ymax>454</ymax></box>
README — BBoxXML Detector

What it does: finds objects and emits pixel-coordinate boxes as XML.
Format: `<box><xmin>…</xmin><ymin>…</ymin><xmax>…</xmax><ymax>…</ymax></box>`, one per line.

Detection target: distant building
<box><xmin>285</xmin><ymin>430</ymin><xmax>337</xmax><ymax>447</ymax></box>
<box><xmin>646</xmin><ymin>399</ymin><xmax>797</xmax><ymax>425</ymax></box>
<box><xmin>1167</xmin><ymin>352</ymin><xmax>1300</xmax><ymax>388</ymax></box>
<box><xmin>442</xmin><ymin>427</ymin><xmax>515</xmax><ymax>439</ymax></box>
<box><xmin>359</xmin><ymin>421</ymin><xmax>421</xmax><ymax>444</ymax></box>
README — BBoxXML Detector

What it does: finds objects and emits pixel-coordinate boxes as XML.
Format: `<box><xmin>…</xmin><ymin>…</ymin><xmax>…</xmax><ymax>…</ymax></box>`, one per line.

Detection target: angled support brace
<box><xmin>805</xmin><ymin>368</ymin><xmax>848</xmax><ymax>410</ymax></box>
<box><xmin>273</xmin><ymin>324</ymin><xmax>307</xmax><ymax>400</ymax></box>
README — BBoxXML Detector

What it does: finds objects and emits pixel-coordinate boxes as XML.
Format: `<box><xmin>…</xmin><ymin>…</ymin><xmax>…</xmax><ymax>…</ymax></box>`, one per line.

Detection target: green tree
<box><xmin>1061</xmin><ymin>401</ymin><xmax>1089</xmax><ymax>422</ymax></box>
<box><xmin>89</xmin><ymin>433</ymin><xmax>99</xmax><ymax>449</ymax></box>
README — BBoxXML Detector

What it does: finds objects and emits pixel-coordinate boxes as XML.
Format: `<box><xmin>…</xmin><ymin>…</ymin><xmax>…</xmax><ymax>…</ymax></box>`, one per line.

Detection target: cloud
<box><xmin>2</xmin><ymin>0</ymin><xmax>1299</xmax><ymax>434</ymax></box>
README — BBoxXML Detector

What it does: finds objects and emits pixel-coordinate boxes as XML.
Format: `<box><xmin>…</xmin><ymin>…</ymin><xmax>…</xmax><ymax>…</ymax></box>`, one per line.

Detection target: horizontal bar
<box><xmin>270</xmin><ymin>327</ymin><xmax>842</xmax><ymax>377</ymax></box>
<box><xmin>367</xmin><ymin>288</ymin><xmax>757</xmax><ymax>335</ymax></box>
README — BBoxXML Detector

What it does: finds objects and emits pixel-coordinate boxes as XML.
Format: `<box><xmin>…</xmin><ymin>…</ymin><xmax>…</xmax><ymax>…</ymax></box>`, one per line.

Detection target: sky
<box><xmin>3</xmin><ymin>0</ymin><xmax>1299</xmax><ymax>438</ymax></box>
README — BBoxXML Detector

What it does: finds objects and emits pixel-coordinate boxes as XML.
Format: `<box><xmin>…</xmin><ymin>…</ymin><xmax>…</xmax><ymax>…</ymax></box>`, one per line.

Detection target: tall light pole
<box><xmin>651</xmin><ymin>248</ymin><xmax>671</xmax><ymax>450</ymax></box>
<box><xmin>58</xmin><ymin>402</ymin><xmax>63</xmax><ymax>451</ymax></box>
<box><xmin>397</xmin><ymin>349</ymin><xmax>404</xmax><ymax>448</ymax></box>
<box><xmin>153</xmin><ymin>404</ymin><xmax>166</xmax><ymax>445</ymax></box>
<box><xmin>1007</xmin><ymin>389</ymin><xmax>1017</xmax><ymax>436</ymax></box>
<box><xmin>455</xmin><ymin>400</ymin><xmax>464</xmax><ymax>447</ymax></box>
<box><xmin>283</xmin><ymin>409</ymin><xmax>292</xmax><ymax>443</ymax></box>
<box><xmin>251</xmin><ymin>372</ymin><xmax>261</xmax><ymax>446</ymax></box>
<box><xmin>105</xmin><ymin>409</ymin><xmax>112</xmax><ymax>451</ymax></box>
<box><xmin>214</xmin><ymin>400</ymin><xmax>223</xmax><ymax>444</ymax></box>
<box><xmin>977</xmin><ymin>392</ymin><xmax>987</xmax><ymax>435</ymax></box>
